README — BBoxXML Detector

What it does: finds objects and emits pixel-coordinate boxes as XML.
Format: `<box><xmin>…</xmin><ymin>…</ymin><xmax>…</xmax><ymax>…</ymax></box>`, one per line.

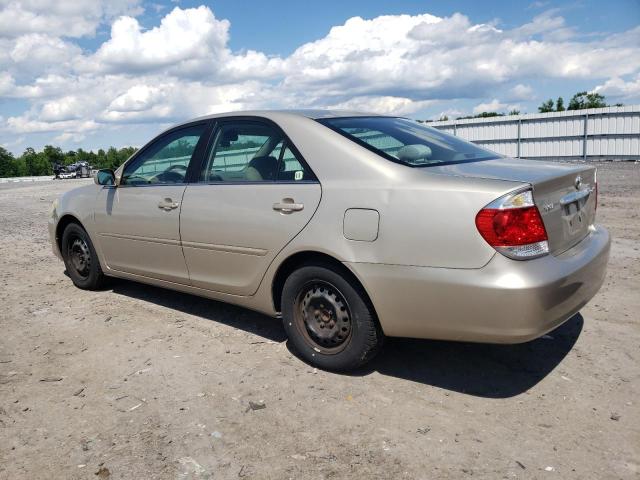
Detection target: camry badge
<box><xmin>574</xmin><ymin>175</ymin><xmax>582</xmax><ymax>190</ymax></box>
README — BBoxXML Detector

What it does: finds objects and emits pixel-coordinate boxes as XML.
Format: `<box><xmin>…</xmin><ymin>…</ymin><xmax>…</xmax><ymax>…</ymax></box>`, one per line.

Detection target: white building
<box><xmin>430</xmin><ymin>105</ymin><xmax>640</xmax><ymax>161</ymax></box>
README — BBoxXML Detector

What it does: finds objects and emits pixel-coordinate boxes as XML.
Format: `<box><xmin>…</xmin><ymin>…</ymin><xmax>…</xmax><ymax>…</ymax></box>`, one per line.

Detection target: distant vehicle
<box><xmin>54</xmin><ymin>161</ymin><xmax>93</xmax><ymax>179</ymax></box>
<box><xmin>49</xmin><ymin>110</ymin><xmax>610</xmax><ymax>370</ymax></box>
<box><xmin>53</xmin><ymin>162</ymin><xmax>64</xmax><ymax>179</ymax></box>
<box><xmin>66</xmin><ymin>161</ymin><xmax>92</xmax><ymax>178</ymax></box>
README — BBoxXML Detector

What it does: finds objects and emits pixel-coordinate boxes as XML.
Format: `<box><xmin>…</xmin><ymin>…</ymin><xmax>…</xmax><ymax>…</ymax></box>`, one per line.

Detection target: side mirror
<box><xmin>94</xmin><ymin>169</ymin><xmax>115</xmax><ymax>186</ymax></box>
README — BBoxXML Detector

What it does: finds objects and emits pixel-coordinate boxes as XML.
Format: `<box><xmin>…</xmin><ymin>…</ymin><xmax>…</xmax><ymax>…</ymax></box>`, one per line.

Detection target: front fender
<box><xmin>50</xmin><ymin>184</ymin><xmax>104</xmax><ymax>264</ymax></box>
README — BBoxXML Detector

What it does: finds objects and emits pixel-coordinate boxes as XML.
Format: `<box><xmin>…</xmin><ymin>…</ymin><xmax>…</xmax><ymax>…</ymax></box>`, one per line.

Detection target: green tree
<box><xmin>43</xmin><ymin>145</ymin><xmax>64</xmax><ymax>164</ymax></box>
<box><xmin>95</xmin><ymin>149</ymin><xmax>107</xmax><ymax>169</ymax></box>
<box><xmin>105</xmin><ymin>147</ymin><xmax>120</xmax><ymax>170</ymax></box>
<box><xmin>538</xmin><ymin>99</ymin><xmax>555</xmax><ymax>113</ymax></box>
<box><xmin>457</xmin><ymin>111</ymin><xmax>505</xmax><ymax>120</ymax></box>
<box><xmin>64</xmin><ymin>150</ymin><xmax>77</xmax><ymax>166</ymax></box>
<box><xmin>22</xmin><ymin>147</ymin><xmax>51</xmax><ymax>176</ymax></box>
<box><xmin>508</xmin><ymin>109</ymin><xmax>520</xmax><ymax>115</ymax></box>
<box><xmin>118</xmin><ymin>147</ymin><xmax>137</xmax><ymax>166</ymax></box>
<box><xmin>0</xmin><ymin>146</ymin><xmax>17</xmax><ymax>177</ymax></box>
<box><xmin>475</xmin><ymin>112</ymin><xmax>503</xmax><ymax>118</ymax></box>
<box><xmin>567</xmin><ymin>91</ymin><xmax>607</xmax><ymax>110</ymax></box>
<box><xmin>0</xmin><ymin>144</ymin><xmax>138</xmax><ymax>178</ymax></box>
<box><xmin>41</xmin><ymin>145</ymin><xmax>64</xmax><ymax>174</ymax></box>
<box><xmin>556</xmin><ymin>97</ymin><xmax>565</xmax><ymax>111</ymax></box>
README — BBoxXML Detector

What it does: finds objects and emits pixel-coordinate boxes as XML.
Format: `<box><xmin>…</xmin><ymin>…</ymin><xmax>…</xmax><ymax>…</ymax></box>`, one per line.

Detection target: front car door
<box><xmin>180</xmin><ymin>118</ymin><xmax>322</xmax><ymax>295</ymax></box>
<box><xmin>94</xmin><ymin>122</ymin><xmax>210</xmax><ymax>283</ymax></box>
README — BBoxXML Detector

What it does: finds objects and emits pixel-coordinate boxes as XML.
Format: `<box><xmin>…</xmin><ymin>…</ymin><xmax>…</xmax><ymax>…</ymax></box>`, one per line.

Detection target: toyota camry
<box><xmin>49</xmin><ymin>110</ymin><xmax>610</xmax><ymax>370</ymax></box>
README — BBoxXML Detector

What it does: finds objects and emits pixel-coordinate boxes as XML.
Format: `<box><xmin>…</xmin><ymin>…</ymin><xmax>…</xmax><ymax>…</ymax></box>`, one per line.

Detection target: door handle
<box><xmin>273</xmin><ymin>198</ymin><xmax>304</xmax><ymax>214</ymax></box>
<box><xmin>158</xmin><ymin>198</ymin><xmax>180</xmax><ymax>210</ymax></box>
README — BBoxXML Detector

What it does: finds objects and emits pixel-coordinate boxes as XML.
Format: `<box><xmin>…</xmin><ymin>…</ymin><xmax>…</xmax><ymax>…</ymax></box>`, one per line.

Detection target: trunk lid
<box><xmin>426</xmin><ymin>158</ymin><xmax>597</xmax><ymax>255</ymax></box>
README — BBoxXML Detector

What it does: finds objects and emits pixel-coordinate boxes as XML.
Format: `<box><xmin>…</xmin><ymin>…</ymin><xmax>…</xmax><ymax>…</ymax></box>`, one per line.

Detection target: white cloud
<box><xmin>473</xmin><ymin>99</ymin><xmax>520</xmax><ymax>114</ymax></box>
<box><xmin>328</xmin><ymin>96</ymin><xmax>435</xmax><ymax>115</ymax></box>
<box><xmin>108</xmin><ymin>84</ymin><xmax>167</xmax><ymax>112</ymax></box>
<box><xmin>593</xmin><ymin>74</ymin><xmax>640</xmax><ymax>101</ymax></box>
<box><xmin>89</xmin><ymin>6</ymin><xmax>229</xmax><ymax>73</ymax></box>
<box><xmin>40</xmin><ymin>96</ymin><xmax>88</xmax><ymax>122</ymax></box>
<box><xmin>6</xmin><ymin>115</ymin><xmax>98</xmax><ymax>134</ymax></box>
<box><xmin>508</xmin><ymin>84</ymin><xmax>534</xmax><ymax>100</ymax></box>
<box><xmin>512</xmin><ymin>10</ymin><xmax>571</xmax><ymax>39</ymax></box>
<box><xmin>54</xmin><ymin>131</ymin><xmax>86</xmax><ymax>143</ymax></box>
<box><xmin>0</xmin><ymin>4</ymin><xmax>639</xmax><ymax>152</ymax></box>
<box><xmin>9</xmin><ymin>34</ymin><xmax>82</xmax><ymax>78</ymax></box>
<box><xmin>279</xmin><ymin>11</ymin><xmax>639</xmax><ymax>104</ymax></box>
<box><xmin>0</xmin><ymin>0</ymin><xmax>142</xmax><ymax>38</ymax></box>
<box><xmin>0</xmin><ymin>72</ymin><xmax>14</xmax><ymax>96</ymax></box>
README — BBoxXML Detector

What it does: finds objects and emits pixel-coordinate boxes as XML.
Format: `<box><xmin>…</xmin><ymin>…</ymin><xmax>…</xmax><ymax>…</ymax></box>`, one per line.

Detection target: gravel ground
<box><xmin>0</xmin><ymin>163</ymin><xmax>638</xmax><ymax>480</ymax></box>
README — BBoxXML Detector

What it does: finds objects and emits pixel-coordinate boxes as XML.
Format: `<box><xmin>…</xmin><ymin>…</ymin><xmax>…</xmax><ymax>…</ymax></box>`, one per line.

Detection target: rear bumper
<box><xmin>346</xmin><ymin>224</ymin><xmax>610</xmax><ymax>343</ymax></box>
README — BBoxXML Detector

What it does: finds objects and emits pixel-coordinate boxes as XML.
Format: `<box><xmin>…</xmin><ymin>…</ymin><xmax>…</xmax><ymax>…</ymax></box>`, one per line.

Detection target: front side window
<box><xmin>122</xmin><ymin>124</ymin><xmax>206</xmax><ymax>185</ymax></box>
<box><xmin>201</xmin><ymin>121</ymin><xmax>316</xmax><ymax>183</ymax></box>
<box><xmin>318</xmin><ymin>117</ymin><xmax>500</xmax><ymax>167</ymax></box>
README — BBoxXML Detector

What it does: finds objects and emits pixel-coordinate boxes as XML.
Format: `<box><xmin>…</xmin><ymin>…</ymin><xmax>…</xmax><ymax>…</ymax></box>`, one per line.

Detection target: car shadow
<box><xmin>109</xmin><ymin>279</ymin><xmax>287</xmax><ymax>343</ymax></box>
<box><xmin>356</xmin><ymin>313</ymin><xmax>584</xmax><ymax>398</ymax></box>
<box><xmin>106</xmin><ymin>279</ymin><xmax>582</xmax><ymax>398</ymax></box>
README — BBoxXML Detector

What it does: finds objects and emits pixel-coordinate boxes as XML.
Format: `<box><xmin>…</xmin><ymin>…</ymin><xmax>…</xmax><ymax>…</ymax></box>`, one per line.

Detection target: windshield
<box><xmin>317</xmin><ymin>116</ymin><xmax>500</xmax><ymax>167</ymax></box>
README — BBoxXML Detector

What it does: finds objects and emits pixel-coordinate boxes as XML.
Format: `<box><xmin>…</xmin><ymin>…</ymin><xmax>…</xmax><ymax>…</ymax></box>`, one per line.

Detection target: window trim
<box><xmin>119</xmin><ymin>121</ymin><xmax>213</xmax><ymax>187</ymax></box>
<box><xmin>316</xmin><ymin>116</ymin><xmax>500</xmax><ymax>168</ymax></box>
<box><xmin>194</xmin><ymin>116</ymin><xmax>319</xmax><ymax>185</ymax></box>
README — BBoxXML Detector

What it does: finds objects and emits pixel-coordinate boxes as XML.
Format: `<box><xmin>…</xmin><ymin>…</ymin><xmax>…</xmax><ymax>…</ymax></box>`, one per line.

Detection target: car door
<box><xmin>94</xmin><ymin>122</ymin><xmax>210</xmax><ymax>283</ymax></box>
<box><xmin>179</xmin><ymin>118</ymin><xmax>322</xmax><ymax>295</ymax></box>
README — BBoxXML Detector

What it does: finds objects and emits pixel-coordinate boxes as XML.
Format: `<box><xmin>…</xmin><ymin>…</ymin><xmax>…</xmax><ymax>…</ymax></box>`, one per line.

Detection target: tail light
<box><xmin>475</xmin><ymin>188</ymin><xmax>549</xmax><ymax>260</ymax></box>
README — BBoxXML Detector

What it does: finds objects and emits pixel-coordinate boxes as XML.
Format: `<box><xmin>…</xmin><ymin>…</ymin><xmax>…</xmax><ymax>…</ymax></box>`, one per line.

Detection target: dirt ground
<box><xmin>0</xmin><ymin>162</ymin><xmax>638</xmax><ymax>480</ymax></box>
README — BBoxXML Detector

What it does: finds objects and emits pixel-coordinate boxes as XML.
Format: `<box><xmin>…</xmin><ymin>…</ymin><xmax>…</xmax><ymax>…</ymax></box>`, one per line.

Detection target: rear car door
<box><xmin>94</xmin><ymin>122</ymin><xmax>209</xmax><ymax>283</ymax></box>
<box><xmin>179</xmin><ymin>117</ymin><xmax>321</xmax><ymax>295</ymax></box>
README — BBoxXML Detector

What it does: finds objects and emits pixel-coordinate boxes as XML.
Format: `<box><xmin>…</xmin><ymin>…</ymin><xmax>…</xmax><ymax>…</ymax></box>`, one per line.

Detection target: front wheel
<box><xmin>281</xmin><ymin>264</ymin><xmax>383</xmax><ymax>371</ymax></box>
<box><xmin>61</xmin><ymin>223</ymin><xmax>106</xmax><ymax>290</ymax></box>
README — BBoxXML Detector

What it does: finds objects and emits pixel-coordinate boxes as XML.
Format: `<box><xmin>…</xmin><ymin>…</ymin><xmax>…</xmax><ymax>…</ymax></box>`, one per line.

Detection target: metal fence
<box><xmin>0</xmin><ymin>175</ymin><xmax>55</xmax><ymax>183</ymax></box>
<box><xmin>429</xmin><ymin>105</ymin><xmax>640</xmax><ymax>161</ymax></box>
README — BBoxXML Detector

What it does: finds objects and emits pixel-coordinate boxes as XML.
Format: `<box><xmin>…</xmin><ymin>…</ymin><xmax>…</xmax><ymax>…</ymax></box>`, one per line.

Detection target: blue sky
<box><xmin>189</xmin><ymin>0</ymin><xmax>640</xmax><ymax>53</ymax></box>
<box><xmin>0</xmin><ymin>0</ymin><xmax>639</xmax><ymax>154</ymax></box>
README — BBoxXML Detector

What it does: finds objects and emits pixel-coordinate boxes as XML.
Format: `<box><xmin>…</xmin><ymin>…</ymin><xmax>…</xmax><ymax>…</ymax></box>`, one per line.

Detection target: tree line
<box><xmin>0</xmin><ymin>145</ymin><xmax>138</xmax><ymax>178</ymax></box>
<box><xmin>428</xmin><ymin>91</ymin><xmax>622</xmax><ymax>122</ymax></box>
<box><xmin>537</xmin><ymin>91</ymin><xmax>622</xmax><ymax>113</ymax></box>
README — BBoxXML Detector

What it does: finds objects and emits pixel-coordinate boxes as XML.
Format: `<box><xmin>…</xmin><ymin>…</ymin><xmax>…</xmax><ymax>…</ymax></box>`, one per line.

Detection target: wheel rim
<box><xmin>294</xmin><ymin>280</ymin><xmax>353</xmax><ymax>354</ymax></box>
<box><xmin>67</xmin><ymin>236</ymin><xmax>91</xmax><ymax>278</ymax></box>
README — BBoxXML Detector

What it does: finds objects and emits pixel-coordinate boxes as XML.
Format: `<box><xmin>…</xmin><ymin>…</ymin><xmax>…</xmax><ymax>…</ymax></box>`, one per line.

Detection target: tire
<box><xmin>281</xmin><ymin>263</ymin><xmax>384</xmax><ymax>371</ymax></box>
<box><xmin>61</xmin><ymin>223</ymin><xmax>106</xmax><ymax>290</ymax></box>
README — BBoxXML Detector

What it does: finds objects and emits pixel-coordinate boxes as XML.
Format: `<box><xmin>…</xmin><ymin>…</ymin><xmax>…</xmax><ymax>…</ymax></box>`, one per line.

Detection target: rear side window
<box><xmin>202</xmin><ymin>122</ymin><xmax>281</xmax><ymax>182</ymax></box>
<box><xmin>200</xmin><ymin>120</ymin><xmax>316</xmax><ymax>183</ymax></box>
<box><xmin>318</xmin><ymin>117</ymin><xmax>500</xmax><ymax>167</ymax></box>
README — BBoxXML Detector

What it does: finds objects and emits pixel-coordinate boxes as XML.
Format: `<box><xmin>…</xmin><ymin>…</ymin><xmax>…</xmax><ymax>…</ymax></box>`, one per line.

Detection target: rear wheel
<box><xmin>61</xmin><ymin>223</ymin><xmax>106</xmax><ymax>290</ymax></box>
<box><xmin>282</xmin><ymin>264</ymin><xmax>383</xmax><ymax>371</ymax></box>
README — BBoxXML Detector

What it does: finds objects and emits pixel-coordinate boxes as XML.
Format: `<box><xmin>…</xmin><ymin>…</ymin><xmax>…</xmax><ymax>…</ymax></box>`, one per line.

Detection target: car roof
<box><xmin>155</xmin><ymin>109</ymin><xmax>394</xmax><ymax>141</ymax></box>
<box><xmin>182</xmin><ymin>109</ymin><xmax>387</xmax><ymax>125</ymax></box>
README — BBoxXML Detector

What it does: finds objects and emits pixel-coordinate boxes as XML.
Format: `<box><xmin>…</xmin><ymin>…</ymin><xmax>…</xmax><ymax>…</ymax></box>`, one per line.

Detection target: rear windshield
<box><xmin>317</xmin><ymin>116</ymin><xmax>500</xmax><ymax>167</ymax></box>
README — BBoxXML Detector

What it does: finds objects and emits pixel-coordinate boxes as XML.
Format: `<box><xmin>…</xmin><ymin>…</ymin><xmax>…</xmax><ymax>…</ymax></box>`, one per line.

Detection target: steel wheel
<box><xmin>294</xmin><ymin>280</ymin><xmax>353</xmax><ymax>354</ymax></box>
<box><xmin>61</xmin><ymin>222</ymin><xmax>107</xmax><ymax>290</ymax></box>
<box><xmin>67</xmin><ymin>236</ymin><xmax>91</xmax><ymax>279</ymax></box>
<box><xmin>282</xmin><ymin>263</ymin><xmax>384</xmax><ymax>370</ymax></box>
